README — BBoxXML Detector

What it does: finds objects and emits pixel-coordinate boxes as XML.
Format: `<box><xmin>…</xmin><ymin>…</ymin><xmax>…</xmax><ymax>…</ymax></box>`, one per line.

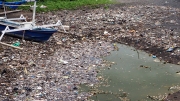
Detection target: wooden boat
<box><xmin>0</xmin><ymin>18</ymin><xmax>59</xmax><ymax>42</ymax></box>
<box><xmin>0</xmin><ymin>0</ymin><xmax>68</xmax><ymax>44</ymax></box>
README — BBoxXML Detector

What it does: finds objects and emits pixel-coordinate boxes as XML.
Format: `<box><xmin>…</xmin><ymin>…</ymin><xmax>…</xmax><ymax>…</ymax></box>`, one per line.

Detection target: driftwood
<box><xmin>0</xmin><ymin>42</ymin><xmax>23</xmax><ymax>50</ymax></box>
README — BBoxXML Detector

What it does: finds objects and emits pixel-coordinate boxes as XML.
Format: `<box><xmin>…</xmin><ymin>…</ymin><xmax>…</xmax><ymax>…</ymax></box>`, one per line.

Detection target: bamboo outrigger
<box><xmin>0</xmin><ymin>0</ymin><xmax>69</xmax><ymax>49</ymax></box>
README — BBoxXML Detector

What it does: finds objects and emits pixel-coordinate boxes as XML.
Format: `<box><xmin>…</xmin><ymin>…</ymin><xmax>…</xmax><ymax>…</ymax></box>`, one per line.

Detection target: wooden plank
<box><xmin>0</xmin><ymin>10</ymin><xmax>22</xmax><ymax>15</ymax></box>
<box><xmin>0</xmin><ymin>42</ymin><xmax>23</xmax><ymax>50</ymax></box>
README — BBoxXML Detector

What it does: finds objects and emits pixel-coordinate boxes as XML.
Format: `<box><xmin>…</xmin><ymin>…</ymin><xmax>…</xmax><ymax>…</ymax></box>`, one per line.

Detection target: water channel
<box><xmin>81</xmin><ymin>44</ymin><xmax>180</xmax><ymax>101</ymax></box>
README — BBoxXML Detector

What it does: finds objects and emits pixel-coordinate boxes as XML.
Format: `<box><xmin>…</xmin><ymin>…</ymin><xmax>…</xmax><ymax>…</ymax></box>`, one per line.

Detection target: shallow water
<box><xmin>82</xmin><ymin>44</ymin><xmax>180</xmax><ymax>101</ymax></box>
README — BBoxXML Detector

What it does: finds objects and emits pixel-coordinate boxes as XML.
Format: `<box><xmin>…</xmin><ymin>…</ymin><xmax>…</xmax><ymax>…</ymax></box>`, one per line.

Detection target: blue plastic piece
<box><xmin>166</xmin><ymin>47</ymin><xmax>174</xmax><ymax>52</ymax></box>
<box><xmin>152</xmin><ymin>55</ymin><xmax>156</xmax><ymax>58</ymax></box>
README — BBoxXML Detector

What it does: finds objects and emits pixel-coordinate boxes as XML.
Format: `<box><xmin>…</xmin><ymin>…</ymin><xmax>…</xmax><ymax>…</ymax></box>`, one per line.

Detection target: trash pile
<box><xmin>0</xmin><ymin>35</ymin><xmax>114</xmax><ymax>100</ymax></box>
<box><xmin>0</xmin><ymin>4</ymin><xmax>180</xmax><ymax>101</ymax></box>
<box><xmin>41</xmin><ymin>5</ymin><xmax>179</xmax><ymax>64</ymax></box>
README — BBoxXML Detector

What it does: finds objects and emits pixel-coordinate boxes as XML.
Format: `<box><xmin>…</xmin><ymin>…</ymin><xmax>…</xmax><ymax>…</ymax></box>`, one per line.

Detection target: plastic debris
<box><xmin>176</xmin><ymin>71</ymin><xmax>180</xmax><ymax>74</ymax></box>
<box><xmin>59</xmin><ymin>59</ymin><xmax>68</xmax><ymax>64</ymax></box>
<box><xmin>12</xmin><ymin>41</ymin><xmax>20</xmax><ymax>47</ymax></box>
<box><xmin>166</xmin><ymin>47</ymin><xmax>174</xmax><ymax>52</ymax></box>
<box><xmin>63</xmin><ymin>76</ymin><xmax>69</xmax><ymax>79</ymax></box>
<box><xmin>0</xmin><ymin>3</ymin><xmax>180</xmax><ymax>101</ymax></box>
<box><xmin>40</xmin><ymin>5</ymin><xmax>47</xmax><ymax>8</ymax></box>
<box><xmin>104</xmin><ymin>30</ymin><xmax>110</xmax><ymax>36</ymax></box>
<box><xmin>24</xmin><ymin>67</ymin><xmax>28</xmax><ymax>74</ymax></box>
<box><xmin>57</xmin><ymin>88</ymin><xmax>61</xmax><ymax>92</ymax></box>
<box><xmin>178</xmin><ymin>62</ymin><xmax>180</xmax><ymax>65</ymax></box>
<box><xmin>152</xmin><ymin>55</ymin><xmax>156</xmax><ymax>58</ymax></box>
<box><xmin>154</xmin><ymin>58</ymin><xmax>160</xmax><ymax>62</ymax></box>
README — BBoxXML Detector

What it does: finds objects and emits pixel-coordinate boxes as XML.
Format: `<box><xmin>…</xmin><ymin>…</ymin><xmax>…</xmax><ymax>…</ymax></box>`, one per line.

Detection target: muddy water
<box><xmin>82</xmin><ymin>44</ymin><xmax>180</xmax><ymax>100</ymax></box>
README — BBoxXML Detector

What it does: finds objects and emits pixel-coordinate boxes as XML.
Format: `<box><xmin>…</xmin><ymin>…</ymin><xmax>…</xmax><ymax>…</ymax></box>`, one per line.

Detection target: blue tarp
<box><xmin>0</xmin><ymin>0</ymin><xmax>27</xmax><ymax>9</ymax></box>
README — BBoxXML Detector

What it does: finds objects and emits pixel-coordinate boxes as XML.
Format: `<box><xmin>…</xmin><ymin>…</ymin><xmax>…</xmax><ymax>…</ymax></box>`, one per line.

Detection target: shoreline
<box><xmin>116</xmin><ymin>37</ymin><xmax>180</xmax><ymax>65</ymax></box>
<box><xmin>0</xmin><ymin>4</ymin><xmax>180</xmax><ymax>100</ymax></box>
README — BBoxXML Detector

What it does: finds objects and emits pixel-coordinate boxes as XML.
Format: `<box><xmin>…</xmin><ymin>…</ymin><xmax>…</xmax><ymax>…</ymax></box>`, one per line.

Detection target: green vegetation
<box><xmin>6</xmin><ymin>0</ymin><xmax>114</xmax><ymax>12</ymax></box>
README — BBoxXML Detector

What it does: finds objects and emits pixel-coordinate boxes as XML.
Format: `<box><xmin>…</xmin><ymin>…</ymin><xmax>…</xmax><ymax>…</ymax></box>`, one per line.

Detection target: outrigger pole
<box><xmin>2</xmin><ymin>0</ymin><xmax>7</xmax><ymax>18</ymax></box>
<box><xmin>32</xmin><ymin>0</ymin><xmax>36</xmax><ymax>23</ymax></box>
